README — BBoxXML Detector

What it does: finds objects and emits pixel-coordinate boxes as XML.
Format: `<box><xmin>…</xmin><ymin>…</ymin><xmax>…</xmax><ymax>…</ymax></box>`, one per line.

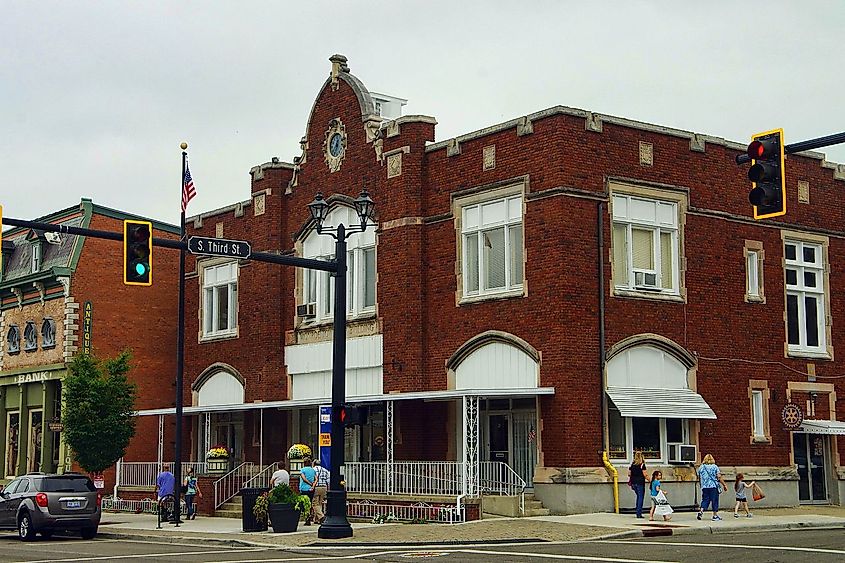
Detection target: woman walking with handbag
<box><xmin>627</xmin><ymin>451</ymin><xmax>649</xmax><ymax>519</ymax></box>
<box><xmin>697</xmin><ymin>453</ymin><xmax>728</xmax><ymax>521</ymax></box>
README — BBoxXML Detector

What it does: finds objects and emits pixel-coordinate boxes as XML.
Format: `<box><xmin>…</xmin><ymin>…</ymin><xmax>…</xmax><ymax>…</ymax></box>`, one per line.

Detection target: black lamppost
<box><xmin>308</xmin><ymin>187</ymin><xmax>375</xmax><ymax>540</ymax></box>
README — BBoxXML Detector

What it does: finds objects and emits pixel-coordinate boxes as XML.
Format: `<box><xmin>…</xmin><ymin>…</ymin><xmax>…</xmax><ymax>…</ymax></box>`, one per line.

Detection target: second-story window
<box><xmin>7</xmin><ymin>325</ymin><xmax>20</xmax><ymax>354</ymax></box>
<box><xmin>23</xmin><ymin>321</ymin><xmax>38</xmax><ymax>351</ymax></box>
<box><xmin>785</xmin><ymin>239</ymin><xmax>826</xmax><ymax>355</ymax></box>
<box><xmin>31</xmin><ymin>242</ymin><xmax>41</xmax><ymax>273</ymax></box>
<box><xmin>461</xmin><ymin>195</ymin><xmax>524</xmax><ymax>298</ymax></box>
<box><xmin>612</xmin><ymin>194</ymin><xmax>680</xmax><ymax>295</ymax></box>
<box><xmin>41</xmin><ymin>318</ymin><xmax>56</xmax><ymax>348</ymax></box>
<box><xmin>202</xmin><ymin>261</ymin><xmax>238</xmax><ymax>338</ymax></box>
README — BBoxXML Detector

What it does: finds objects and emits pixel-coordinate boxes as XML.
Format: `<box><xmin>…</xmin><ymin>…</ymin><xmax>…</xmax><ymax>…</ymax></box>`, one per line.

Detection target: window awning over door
<box><xmin>606</xmin><ymin>386</ymin><xmax>716</xmax><ymax>419</ymax></box>
<box><xmin>799</xmin><ymin>419</ymin><xmax>845</xmax><ymax>435</ymax></box>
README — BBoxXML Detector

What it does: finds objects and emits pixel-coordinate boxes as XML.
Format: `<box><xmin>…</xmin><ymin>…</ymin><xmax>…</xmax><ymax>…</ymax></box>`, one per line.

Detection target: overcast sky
<box><xmin>2</xmin><ymin>1</ymin><xmax>843</xmax><ymax>227</ymax></box>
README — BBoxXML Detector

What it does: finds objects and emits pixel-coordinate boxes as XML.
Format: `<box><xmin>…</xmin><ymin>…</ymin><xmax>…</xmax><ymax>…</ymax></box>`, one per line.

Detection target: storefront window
<box><xmin>298</xmin><ymin>409</ymin><xmax>319</xmax><ymax>456</ymax></box>
<box><xmin>608</xmin><ymin>406</ymin><xmax>626</xmax><ymax>459</ymax></box>
<box><xmin>5</xmin><ymin>411</ymin><xmax>20</xmax><ymax>477</ymax></box>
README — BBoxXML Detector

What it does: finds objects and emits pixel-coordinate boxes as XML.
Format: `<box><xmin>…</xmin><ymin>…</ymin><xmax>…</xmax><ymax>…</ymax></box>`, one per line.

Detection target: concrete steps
<box><xmin>216</xmin><ymin>495</ymin><xmax>243</xmax><ymax>519</ymax></box>
<box><xmin>523</xmin><ymin>494</ymin><xmax>551</xmax><ymax>517</ymax></box>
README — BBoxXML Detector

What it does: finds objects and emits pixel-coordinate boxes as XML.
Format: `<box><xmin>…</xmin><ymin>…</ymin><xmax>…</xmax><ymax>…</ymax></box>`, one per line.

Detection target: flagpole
<box><xmin>173</xmin><ymin>142</ymin><xmax>188</xmax><ymax>526</ymax></box>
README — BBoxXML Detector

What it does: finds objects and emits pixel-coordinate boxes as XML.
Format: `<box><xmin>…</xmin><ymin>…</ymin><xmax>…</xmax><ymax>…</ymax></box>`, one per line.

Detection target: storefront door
<box><xmin>483</xmin><ymin>410</ymin><xmax>537</xmax><ymax>488</ymax></box>
<box><xmin>793</xmin><ymin>433</ymin><xmax>828</xmax><ymax>503</ymax></box>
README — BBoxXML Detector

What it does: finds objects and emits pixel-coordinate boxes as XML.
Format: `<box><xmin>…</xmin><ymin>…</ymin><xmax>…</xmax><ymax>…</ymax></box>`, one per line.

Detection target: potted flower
<box><xmin>286</xmin><ymin>443</ymin><xmax>312</xmax><ymax>471</ymax></box>
<box><xmin>206</xmin><ymin>445</ymin><xmax>230</xmax><ymax>473</ymax></box>
<box><xmin>254</xmin><ymin>483</ymin><xmax>311</xmax><ymax>533</ymax></box>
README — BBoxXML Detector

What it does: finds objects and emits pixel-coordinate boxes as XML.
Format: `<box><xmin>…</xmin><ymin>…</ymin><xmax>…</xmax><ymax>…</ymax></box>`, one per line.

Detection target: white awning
<box><xmin>799</xmin><ymin>419</ymin><xmax>845</xmax><ymax>435</ymax></box>
<box><xmin>606</xmin><ymin>386</ymin><xmax>716</xmax><ymax>419</ymax></box>
<box><xmin>134</xmin><ymin>386</ymin><xmax>556</xmax><ymax>417</ymax></box>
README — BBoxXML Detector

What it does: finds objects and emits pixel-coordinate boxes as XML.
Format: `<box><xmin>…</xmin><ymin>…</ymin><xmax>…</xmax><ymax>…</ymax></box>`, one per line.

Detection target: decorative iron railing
<box><xmin>213</xmin><ymin>462</ymin><xmax>259</xmax><ymax>509</ymax></box>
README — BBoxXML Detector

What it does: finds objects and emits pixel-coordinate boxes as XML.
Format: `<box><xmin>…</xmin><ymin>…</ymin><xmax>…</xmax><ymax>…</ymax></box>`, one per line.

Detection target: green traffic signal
<box><xmin>123</xmin><ymin>220</ymin><xmax>153</xmax><ymax>286</ymax></box>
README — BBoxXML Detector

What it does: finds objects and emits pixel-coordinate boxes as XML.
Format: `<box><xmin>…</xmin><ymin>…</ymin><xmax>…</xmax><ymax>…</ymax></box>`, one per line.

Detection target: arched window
<box><xmin>449</xmin><ymin>331</ymin><xmax>540</xmax><ymax>390</ymax></box>
<box><xmin>41</xmin><ymin>318</ymin><xmax>56</xmax><ymax>348</ymax></box>
<box><xmin>196</xmin><ymin>370</ymin><xmax>245</xmax><ymax>407</ymax></box>
<box><xmin>23</xmin><ymin>321</ymin><xmax>37</xmax><ymax>351</ymax></box>
<box><xmin>6</xmin><ymin>325</ymin><xmax>20</xmax><ymax>353</ymax></box>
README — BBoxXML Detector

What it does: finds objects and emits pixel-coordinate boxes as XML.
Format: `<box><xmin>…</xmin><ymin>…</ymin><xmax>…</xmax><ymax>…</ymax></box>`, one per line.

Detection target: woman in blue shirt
<box><xmin>697</xmin><ymin>453</ymin><xmax>728</xmax><ymax>521</ymax></box>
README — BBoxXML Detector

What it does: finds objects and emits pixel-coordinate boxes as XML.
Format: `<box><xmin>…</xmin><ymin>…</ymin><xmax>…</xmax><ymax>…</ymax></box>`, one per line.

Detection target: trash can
<box><xmin>241</xmin><ymin>487</ymin><xmax>269</xmax><ymax>532</ymax></box>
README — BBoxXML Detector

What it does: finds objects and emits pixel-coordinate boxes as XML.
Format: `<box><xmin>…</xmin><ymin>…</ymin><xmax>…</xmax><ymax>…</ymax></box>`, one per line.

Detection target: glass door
<box><xmin>793</xmin><ymin>433</ymin><xmax>828</xmax><ymax>503</ymax></box>
<box><xmin>5</xmin><ymin>412</ymin><xmax>20</xmax><ymax>478</ymax></box>
<box><xmin>27</xmin><ymin>410</ymin><xmax>43</xmax><ymax>473</ymax></box>
<box><xmin>512</xmin><ymin>411</ymin><xmax>538</xmax><ymax>488</ymax></box>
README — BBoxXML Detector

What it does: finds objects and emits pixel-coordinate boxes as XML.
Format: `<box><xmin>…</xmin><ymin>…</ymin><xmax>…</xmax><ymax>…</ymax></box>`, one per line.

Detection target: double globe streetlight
<box><xmin>307</xmin><ymin>187</ymin><xmax>375</xmax><ymax>539</ymax></box>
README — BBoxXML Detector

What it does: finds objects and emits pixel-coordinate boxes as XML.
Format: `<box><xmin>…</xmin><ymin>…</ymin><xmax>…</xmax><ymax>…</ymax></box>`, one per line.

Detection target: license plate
<box><xmin>66</xmin><ymin>501</ymin><xmax>81</xmax><ymax>508</ymax></box>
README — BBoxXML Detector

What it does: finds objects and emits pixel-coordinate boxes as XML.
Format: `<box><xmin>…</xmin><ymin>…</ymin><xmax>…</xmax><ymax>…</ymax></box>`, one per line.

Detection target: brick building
<box><xmin>0</xmin><ymin>199</ymin><xmax>179</xmax><ymax>485</ymax></box>
<box><xmin>127</xmin><ymin>55</ymin><xmax>845</xmax><ymax>516</ymax></box>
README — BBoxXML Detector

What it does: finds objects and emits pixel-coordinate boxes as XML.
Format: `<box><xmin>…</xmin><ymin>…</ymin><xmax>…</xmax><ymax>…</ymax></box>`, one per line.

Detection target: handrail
<box><xmin>213</xmin><ymin>462</ymin><xmax>259</xmax><ymax>509</ymax></box>
<box><xmin>241</xmin><ymin>463</ymin><xmax>276</xmax><ymax>490</ymax></box>
<box><xmin>116</xmin><ymin>461</ymin><xmax>208</xmax><ymax>488</ymax></box>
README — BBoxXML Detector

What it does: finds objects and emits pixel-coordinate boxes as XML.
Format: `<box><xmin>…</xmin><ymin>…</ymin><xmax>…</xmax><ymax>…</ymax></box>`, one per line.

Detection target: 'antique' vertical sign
<box><xmin>82</xmin><ymin>301</ymin><xmax>93</xmax><ymax>354</ymax></box>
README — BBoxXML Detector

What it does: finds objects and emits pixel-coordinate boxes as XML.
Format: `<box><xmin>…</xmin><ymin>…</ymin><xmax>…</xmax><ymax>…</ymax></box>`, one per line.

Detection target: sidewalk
<box><xmin>97</xmin><ymin>506</ymin><xmax>845</xmax><ymax>547</ymax></box>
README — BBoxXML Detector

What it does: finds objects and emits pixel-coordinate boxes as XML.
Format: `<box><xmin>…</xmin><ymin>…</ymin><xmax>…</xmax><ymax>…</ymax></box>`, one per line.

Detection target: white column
<box><xmin>386</xmin><ymin>400</ymin><xmax>394</xmax><ymax>495</ymax></box>
<box><xmin>204</xmin><ymin>413</ymin><xmax>211</xmax><ymax>471</ymax></box>
<box><xmin>462</xmin><ymin>396</ymin><xmax>479</xmax><ymax>497</ymax></box>
<box><xmin>259</xmin><ymin>409</ymin><xmax>264</xmax><ymax>467</ymax></box>
<box><xmin>157</xmin><ymin>415</ymin><xmax>164</xmax><ymax>470</ymax></box>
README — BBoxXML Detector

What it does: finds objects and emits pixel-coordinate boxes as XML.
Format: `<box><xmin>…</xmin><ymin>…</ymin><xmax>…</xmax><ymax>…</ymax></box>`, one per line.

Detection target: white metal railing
<box><xmin>347</xmin><ymin>499</ymin><xmax>464</xmax><ymax>523</ymax></box>
<box><xmin>345</xmin><ymin>461</ymin><xmax>525</xmax><ymax>497</ymax></box>
<box><xmin>117</xmin><ymin>461</ymin><xmax>208</xmax><ymax>488</ymax></box>
<box><xmin>241</xmin><ymin>463</ymin><xmax>276</xmax><ymax>490</ymax></box>
<box><xmin>214</xmin><ymin>462</ymin><xmax>259</xmax><ymax>508</ymax></box>
<box><xmin>478</xmin><ymin>461</ymin><xmax>526</xmax><ymax>514</ymax></box>
<box><xmin>102</xmin><ymin>495</ymin><xmax>186</xmax><ymax>515</ymax></box>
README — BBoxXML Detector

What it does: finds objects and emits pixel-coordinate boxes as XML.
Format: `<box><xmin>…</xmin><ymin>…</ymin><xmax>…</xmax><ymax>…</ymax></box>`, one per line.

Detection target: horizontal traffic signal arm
<box><xmin>1</xmin><ymin>216</ymin><xmax>338</xmax><ymax>273</ymax></box>
<box><xmin>736</xmin><ymin>130</ymin><xmax>845</xmax><ymax>164</ymax></box>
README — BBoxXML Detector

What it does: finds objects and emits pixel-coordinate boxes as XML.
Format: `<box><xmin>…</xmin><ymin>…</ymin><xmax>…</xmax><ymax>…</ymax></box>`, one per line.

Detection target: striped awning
<box><xmin>799</xmin><ymin>419</ymin><xmax>845</xmax><ymax>435</ymax></box>
<box><xmin>606</xmin><ymin>386</ymin><xmax>716</xmax><ymax>419</ymax></box>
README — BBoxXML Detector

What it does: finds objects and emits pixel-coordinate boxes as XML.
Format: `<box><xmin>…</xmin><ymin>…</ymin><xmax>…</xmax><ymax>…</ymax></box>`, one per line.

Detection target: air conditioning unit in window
<box><xmin>668</xmin><ymin>443</ymin><xmax>697</xmax><ymax>464</ymax></box>
<box><xmin>296</xmin><ymin>303</ymin><xmax>316</xmax><ymax>318</ymax></box>
<box><xmin>634</xmin><ymin>271</ymin><xmax>660</xmax><ymax>290</ymax></box>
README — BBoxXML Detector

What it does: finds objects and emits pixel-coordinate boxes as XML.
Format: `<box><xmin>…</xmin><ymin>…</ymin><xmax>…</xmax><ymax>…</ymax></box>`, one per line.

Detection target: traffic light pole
<box><xmin>736</xmin><ymin>131</ymin><xmax>845</xmax><ymax>164</ymax></box>
<box><xmin>172</xmin><ymin>152</ymin><xmax>187</xmax><ymax>526</ymax></box>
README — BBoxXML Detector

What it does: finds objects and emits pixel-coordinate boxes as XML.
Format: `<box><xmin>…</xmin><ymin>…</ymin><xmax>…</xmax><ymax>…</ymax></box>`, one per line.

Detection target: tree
<box><xmin>63</xmin><ymin>351</ymin><xmax>138</xmax><ymax>474</ymax></box>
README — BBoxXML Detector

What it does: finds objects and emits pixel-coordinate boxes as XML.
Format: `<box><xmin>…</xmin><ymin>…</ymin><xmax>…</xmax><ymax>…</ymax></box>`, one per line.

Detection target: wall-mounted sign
<box><xmin>82</xmin><ymin>301</ymin><xmax>93</xmax><ymax>355</ymax></box>
<box><xmin>48</xmin><ymin>419</ymin><xmax>64</xmax><ymax>432</ymax></box>
<box><xmin>782</xmin><ymin>402</ymin><xmax>804</xmax><ymax>430</ymax></box>
<box><xmin>14</xmin><ymin>371</ymin><xmax>50</xmax><ymax>384</ymax></box>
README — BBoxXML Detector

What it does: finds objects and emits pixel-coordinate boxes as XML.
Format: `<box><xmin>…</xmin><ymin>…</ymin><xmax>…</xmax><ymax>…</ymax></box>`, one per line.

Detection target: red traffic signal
<box><xmin>340</xmin><ymin>404</ymin><xmax>364</xmax><ymax>428</ymax></box>
<box><xmin>747</xmin><ymin>129</ymin><xmax>786</xmax><ymax>220</ymax></box>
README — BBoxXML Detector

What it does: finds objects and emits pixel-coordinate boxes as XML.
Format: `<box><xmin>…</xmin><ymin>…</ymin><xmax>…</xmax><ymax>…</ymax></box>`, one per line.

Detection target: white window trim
<box><xmin>748</xmin><ymin>380</ymin><xmax>772</xmax><ymax>444</ymax></box>
<box><xmin>611</xmin><ymin>194</ymin><xmax>680</xmax><ymax>296</ymax></box>
<box><xmin>201</xmin><ymin>260</ymin><xmax>239</xmax><ymax>341</ymax></box>
<box><xmin>744</xmin><ymin>241</ymin><xmax>765</xmax><ymax>303</ymax></box>
<box><xmin>609</xmin><ymin>412</ymin><xmax>689</xmax><ymax>465</ymax></box>
<box><xmin>31</xmin><ymin>242</ymin><xmax>41</xmax><ymax>274</ymax></box>
<box><xmin>784</xmin><ymin>239</ymin><xmax>827</xmax><ymax>356</ymax></box>
<box><xmin>457</xmin><ymin>192</ymin><xmax>525</xmax><ymax>302</ymax></box>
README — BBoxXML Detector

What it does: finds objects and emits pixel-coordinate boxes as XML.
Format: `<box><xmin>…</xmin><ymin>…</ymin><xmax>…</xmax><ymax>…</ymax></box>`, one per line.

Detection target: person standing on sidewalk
<box><xmin>183</xmin><ymin>467</ymin><xmax>202</xmax><ymax>520</ymax></box>
<box><xmin>312</xmin><ymin>459</ymin><xmax>330</xmax><ymax>524</ymax></box>
<box><xmin>697</xmin><ymin>453</ymin><xmax>728</xmax><ymax>521</ymax></box>
<box><xmin>298</xmin><ymin>458</ymin><xmax>316</xmax><ymax>525</ymax></box>
<box><xmin>734</xmin><ymin>473</ymin><xmax>756</xmax><ymax>518</ymax></box>
<box><xmin>628</xmin><ymin>451</ymin><xmax>649</xmax><ymax>518</ymax></box>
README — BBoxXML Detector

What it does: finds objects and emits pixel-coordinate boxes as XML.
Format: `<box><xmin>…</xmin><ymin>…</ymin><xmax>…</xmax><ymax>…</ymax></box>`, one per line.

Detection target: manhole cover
<box><xmin>399</xmin><ymin>552</ymin><xmax>449</xmax><ymax>558</ymax></box>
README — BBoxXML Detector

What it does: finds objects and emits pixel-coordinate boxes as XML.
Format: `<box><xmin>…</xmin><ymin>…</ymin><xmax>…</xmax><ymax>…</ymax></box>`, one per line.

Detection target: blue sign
<box><xmin>319</xmin><ymin>405</ymin><xmax>332</xmax><ymax>472</ymax></box>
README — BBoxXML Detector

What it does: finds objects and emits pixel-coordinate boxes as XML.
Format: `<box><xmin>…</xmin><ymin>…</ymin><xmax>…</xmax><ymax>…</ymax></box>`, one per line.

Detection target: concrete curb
<box><xmin>97</xmin><ymin>530</ymin><xmax>282</xmax><ymax>549</ymax></box>
<box><xmin>669</xmin><ymin>520</ymin><xmax>845</xmax><ymax>537</ymax></box>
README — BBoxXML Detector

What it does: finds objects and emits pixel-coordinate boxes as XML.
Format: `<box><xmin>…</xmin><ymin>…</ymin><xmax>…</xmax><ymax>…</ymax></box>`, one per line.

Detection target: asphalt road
<box><xmin>0</xmin><ymin>529</ymin><xmax>844</xmax><ymax>562</ymax></box>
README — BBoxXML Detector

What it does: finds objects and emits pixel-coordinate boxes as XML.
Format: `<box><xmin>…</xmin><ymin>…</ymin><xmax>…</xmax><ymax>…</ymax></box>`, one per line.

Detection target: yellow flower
<box><xmin>286</xmin><ymin>443</ymin><xmax>312</xmax><ymax>460</ymax></box>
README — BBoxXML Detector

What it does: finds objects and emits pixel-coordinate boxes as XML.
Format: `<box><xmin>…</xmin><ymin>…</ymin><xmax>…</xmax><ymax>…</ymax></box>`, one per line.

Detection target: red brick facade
<box><xmin>125</xmin><ymin>55</ymin><xmax>845</xmax><ymax>513</ymax></box>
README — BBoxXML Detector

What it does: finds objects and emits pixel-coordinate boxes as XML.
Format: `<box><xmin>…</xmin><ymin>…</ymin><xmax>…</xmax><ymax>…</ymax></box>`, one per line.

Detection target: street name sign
<box><xmin>188</xmin><ymin>236</ymin><xmax>251</xmax><ymax>259</ymax></box>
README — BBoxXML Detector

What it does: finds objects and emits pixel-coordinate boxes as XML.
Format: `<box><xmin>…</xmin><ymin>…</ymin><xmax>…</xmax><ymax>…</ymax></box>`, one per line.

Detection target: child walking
<box><xmin>649</xmin><ymin>470</ymin><xmax>672</xmax><ymax>521</ymax></box>
<box><xmin>734</xmin><ymin>473</ymin><xmax>755</xmax><ymax>518</ymax></box>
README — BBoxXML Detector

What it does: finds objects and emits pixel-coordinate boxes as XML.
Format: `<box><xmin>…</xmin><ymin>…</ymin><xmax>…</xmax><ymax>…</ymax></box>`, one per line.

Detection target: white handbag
<box><xmin>653</xmin><ymin>490</ymin><xmax>674</xmax><ymax>516</ymax></box>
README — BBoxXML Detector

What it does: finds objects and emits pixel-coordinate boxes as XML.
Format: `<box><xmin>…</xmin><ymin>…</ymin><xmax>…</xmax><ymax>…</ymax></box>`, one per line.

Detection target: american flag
<box><xmin>527</xmin><ymin>425</ymin><xmax>536</xmax><ymax>443</ymax></box>
<box><xmin>182</xmin><ymin>163</ymin><xmax>196</xmax><ymax>212</ymax></box>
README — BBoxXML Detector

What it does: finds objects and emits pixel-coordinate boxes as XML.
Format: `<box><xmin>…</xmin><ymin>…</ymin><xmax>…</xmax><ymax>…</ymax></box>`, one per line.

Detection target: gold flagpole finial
<box><xmin>180</xmin><ymin>142</ymin><xmax>188</xmax><ymax>150</ymax></box>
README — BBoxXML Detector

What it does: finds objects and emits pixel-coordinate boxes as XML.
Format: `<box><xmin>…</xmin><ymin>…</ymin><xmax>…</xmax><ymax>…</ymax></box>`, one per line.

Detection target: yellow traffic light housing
<box><xmin>748</xmin><ymin>128</ymin><xmax>786</xmax><ymax>219</ymax></box>
<box><xmin>123</xmin><ymin>220</ymin><xmax>153</xmax><ymax>286</ymax></box>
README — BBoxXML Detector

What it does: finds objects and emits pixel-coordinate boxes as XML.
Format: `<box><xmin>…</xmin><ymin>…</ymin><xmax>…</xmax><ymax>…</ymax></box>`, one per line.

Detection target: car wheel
<box><xmin>80</xmin><ymin>527</ymin><xmax>97</xmax><ymax>540</ymax></box>
<box><xmin>18</xmin><ymin>512</ymin><xmax>36</xmax><ymax>541</ymax></box>
<box><xmin>39</xmin><ymin>530</ymin><xmax>54</xmax><ymax>539</ymax></box>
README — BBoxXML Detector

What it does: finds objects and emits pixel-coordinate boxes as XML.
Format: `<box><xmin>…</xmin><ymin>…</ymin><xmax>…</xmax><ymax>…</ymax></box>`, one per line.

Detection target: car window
<box><xmin>39</xmin><ymin>477</ymin><xmax>96</xmax><ymax>493</ymax></box>
<box><xmin>17</xmin><ymin>480</ymin><xmax>30</xmax><ymax>493</ymax></box>
<box><xmin>2</xmin><ymin>480</ymin><xmax>20</xmax><ymax>494</ymax></box>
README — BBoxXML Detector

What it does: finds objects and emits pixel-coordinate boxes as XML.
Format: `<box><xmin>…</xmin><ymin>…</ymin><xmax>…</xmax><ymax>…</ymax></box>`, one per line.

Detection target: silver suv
<box><xmin>0</xmin><ymin>473</ymin><xmax>101</xmax><ymax>541</ymax></box>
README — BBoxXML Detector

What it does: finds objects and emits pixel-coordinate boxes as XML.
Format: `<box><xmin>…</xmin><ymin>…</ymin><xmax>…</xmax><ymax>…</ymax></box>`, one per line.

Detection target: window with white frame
<box><xmin>751</xmin><ymin>390</ymin><xmax>765</xmax><ymax>438</ymax></box>
<box><xmin>202</xmin><ymin>261</ymin><xmax>238</xmax><ymax>338</ymax></box>
<box><xmin>300</xmin><ymin>205</ymin><xmax>376</xmax><ymax>322</ymax></box>
<box><xmin>608</xmin><ymin>405</ymin><xmax>688</xmax><ymax>462</ymax></box>
<box><xmin>31</xmin><ymin>242</ymin><xmax>41</xmax><ymax>273</ymax></box>
<box><xmin>748</xmin><ymin>380</ymin><xmax>771</xmax><ymax>443</ymax></box>
<box><xmin>745</xmin><ymin>243</ymin><xmax>764</xmax><ymax>302</ymax></box>
<box><xmin>784</xmin><ymin>240</ymin><xmax>826</xmax><ymax>354</ymax></box>
<box><xmin>612</xmin><ymin>194</ymin><xmax>679</xmax><ymax>294</ymax></box>
<box><xmin>461</xmin><ymin>195</ymin><xmax>523</xmax><ymax>298</ymax></box>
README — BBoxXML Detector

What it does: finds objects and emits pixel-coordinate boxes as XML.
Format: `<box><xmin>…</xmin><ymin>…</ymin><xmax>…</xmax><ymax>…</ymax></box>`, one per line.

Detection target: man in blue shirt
<box><xmin>156</xmin><ymin>463</ymin><xmax>176</xmax><ymax>501</ymax></box>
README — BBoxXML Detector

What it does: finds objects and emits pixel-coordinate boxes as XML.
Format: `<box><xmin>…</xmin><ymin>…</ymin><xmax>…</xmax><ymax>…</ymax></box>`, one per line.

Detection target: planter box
<box><xmin>206</xmin><ymin>459</ymin><xmax>229</xmax><ymax>474</ymax></box>
<box><xmin>268</xmin><ymin>503</ymin><xmax>301</xmax><ymax>533</ymax></box>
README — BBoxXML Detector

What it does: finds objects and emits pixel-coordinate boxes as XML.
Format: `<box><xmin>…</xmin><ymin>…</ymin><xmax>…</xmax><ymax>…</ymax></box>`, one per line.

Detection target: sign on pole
<box><xmin>187</xmin><ymin>236</ymin><xmax>251</xmax><ymax>259</ymax></box>
<box><xmin>319</xmin><ymin>405</ymin><xmax>332</xmax><ymax>470</ymax></box>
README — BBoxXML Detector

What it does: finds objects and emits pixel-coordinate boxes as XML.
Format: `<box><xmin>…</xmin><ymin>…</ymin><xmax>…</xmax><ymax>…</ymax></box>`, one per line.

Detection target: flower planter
<box><xmin>268</xmin><ymin>503</ymin><xmax>300</xmax><ymax>533</ymax></box>
<box><xmin>289</xmin><ymin>459</ymin><xmax>305</xmax><ymax>472</ymax></box>
<box><xmin>206</xmin><ymin>459</ymin><xmax>229</xmax><ymax>474</ymax></box>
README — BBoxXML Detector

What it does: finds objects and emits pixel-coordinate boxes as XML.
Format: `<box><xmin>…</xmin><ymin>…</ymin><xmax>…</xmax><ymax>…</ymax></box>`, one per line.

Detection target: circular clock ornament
<box><xmin>323</xmin><ymin>119</ymin><xmax>347</xmax><ymax>173</ymax></box>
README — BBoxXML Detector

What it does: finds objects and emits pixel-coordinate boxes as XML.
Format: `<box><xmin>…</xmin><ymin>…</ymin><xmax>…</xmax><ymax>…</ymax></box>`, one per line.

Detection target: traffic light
<box><xmin>747</xmin><ymin>128</ymin><xmax>786</xmax><ymax>219</ymax></box>
<box><xmin>123</xmin><ymin>220</ymin><xmax>152</xmax><ymax>286</ymax></box>
<box><xmin>340</xmin><ymin>404</ymin><xmax>364</xmax><ymax>428</ymax></box>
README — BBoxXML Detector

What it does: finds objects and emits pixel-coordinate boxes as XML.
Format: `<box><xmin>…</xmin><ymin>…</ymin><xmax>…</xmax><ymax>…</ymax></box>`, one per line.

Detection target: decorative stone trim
<box><xmin>33</xmin><ymin>281</ymin><xmax>46</xmax><ymax>303</ymax></box>
<box><xmin>516</xmin><ymin>116</ymin><xmax>533</xmax><ymax>136</ymax></box>
<box><xmin>253</xmin><ymin>193</ymin><xmax>266</xmax><ymax>216</ymax></box>
<box><xmin>446</xmin><ymin>139</ymin><xmax>461</xmax><ymax>157</ymax></box>
<box><xmin>798</xmin><ymin>180</ymin><xmax>810</xmax><ymax>204</ymax></box>
<box><xmin>387</xmin><ymin>153</ymin><xmax>402</xmax><ymax>178</ymax></box>
<box><xmin>12</xmin><ymin>287</ymin><xmax>23</xmax><ymax>308</ymax></box>
<box><xmin>638</xmin><ymin>141</ymin><xmax>653</xmax><ymax>166</ymax></box>
<box><xmin>585</xmin><ymin>112</ymin><xmax>603</xmax><ymax>133</ymax></box>
<box><xmin>63</xmin><ymin>298</ymin><xmax>79</xmax><ymax>361</ymax></box>
<box><xmin>234</xmin><ymin>202</ymin><xmax>244</xmax><ymax>218</ymax></box>
<box><xmin>0</xmin><ymin>310</ymin><xmax>5</xmax><ymax>366</ymax></box>
<box><xmin>689</xmin><ymin>134</ymin><xmax>706</xmax><ymax>152</ymax></box>
<box><xmin>215</xmin><ymin>222</ymin><xmax>224</xmax><ymax>238</ymax></box>
<box><xmin>483</xmin><ymin>145</ymin><xmax>496</xmax><ymax>171</ymax></box>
